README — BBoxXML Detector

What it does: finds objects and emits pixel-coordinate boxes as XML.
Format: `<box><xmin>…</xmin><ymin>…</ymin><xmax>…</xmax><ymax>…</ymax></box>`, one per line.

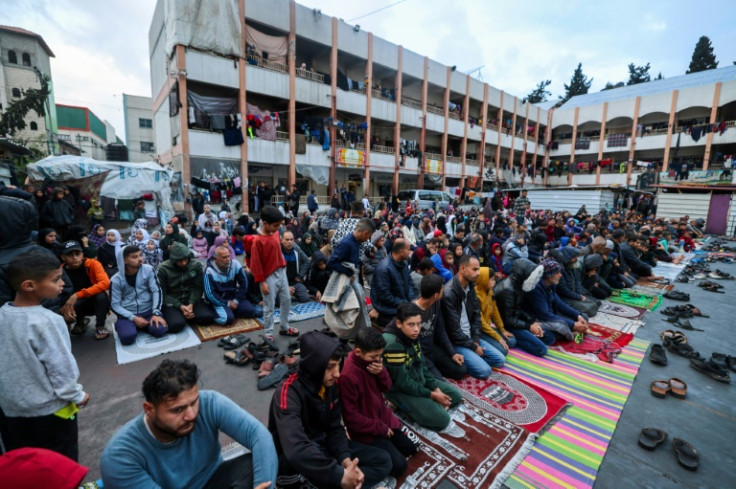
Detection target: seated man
<box><xmin>269</xmin><ymin>331</ymin><xmax>392</xmax><ymax>489</ymax></box>
<box><xmin>411</xmin><ymin>257</ymin><xmax>436</xmax><ymax>292</ymax></box>
<box><xmin>383</xmin><ymin>302</ymin><xmax>463</xmax><ymax>431</ymax></box>
<box><xmin>548</xmin><ymin>246</ymin><xmax>598</xmax><ymax>317</ymax></box>
<box><xmin>442</xmin><ymin>255</ymin><xmax>506</xmax><ymax>378</ymax></box>
<box><xmin>110</xmin><ymin>246</ymin><xmax>168</xmax><ymax>345</ymax></box>
<box><xmin>100</xmin><ymin>359</ymin><xmax>277</xmax><ymax>489</ymax></box>
<box><xmin>494</xmin><ymin>259</ymin><xmax>555</xmax><ymax>357</ymax></box>
<box><xmin>340</xmin><ymin>327</ymin><xmax>418</xmax><ymax>478</ymax></box>
<box><xmin>205</xmin><ymin>246</ymin><xmax>261</xmax><ymax>325</ymax></box>
<box><xmin>412</xmin><ymin>274</ymin><xmax>467</xmax><ymax>380</ymax></box>
<box><xmin>524</xmin><ymin>259</ymin><xmax>589</xmax><ymax>342</ymax></box>
<box><xmin>281</xmin><ymin>230</ymin><xmax>311</xmax><ymax>304</ymax></box>
<box><xmin>58</xmin><ymin>241</ymin><xmax>111</xmax><ymax>340</ymax></box>
<box><xmin>371</xmin><ymin>238</ymin><xmax>416</xmax><ymax>328</ymax></box>
<box><xmin>157</xmin><ymin>242</ymin><xmax>216</xmax><ymax>330</ymax></box>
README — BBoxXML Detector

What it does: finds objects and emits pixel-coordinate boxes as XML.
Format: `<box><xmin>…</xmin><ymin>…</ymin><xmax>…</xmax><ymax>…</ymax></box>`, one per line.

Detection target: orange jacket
<box><xmin>64</xmin><ymin>258</ymin><xmax>110</xmax><ymax>298</ymax></box>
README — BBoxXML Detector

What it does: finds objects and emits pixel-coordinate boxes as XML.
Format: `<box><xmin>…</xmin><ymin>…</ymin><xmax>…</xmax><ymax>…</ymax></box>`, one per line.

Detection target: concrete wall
<box><xmin>124</xmin><ymin>94</ymin><xmax>155</xmax><ymax>162</ymax></box>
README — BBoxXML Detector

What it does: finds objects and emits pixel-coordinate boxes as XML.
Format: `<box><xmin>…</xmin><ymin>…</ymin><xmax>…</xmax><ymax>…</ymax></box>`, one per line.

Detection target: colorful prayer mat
<box><xmin>597</xmin><ymin>301</ymin><xmax>648</xmax><ymax>319</ymax></box>
<box><xmin>609</xmin><ymin>290</ymin><xmax>662</xmax><ymax>311</ymax></box>
<box><xmin>396</xmin><ymin>392</ymin><xmax>536</xmax><ymax>489</ymax></box>
<box><xmin>273</xmin><ymin>301</ymin><xmax>326</xmax><ymax>324</ymax></box>
<box><xmin>589</xmin><ymin>312</ymin><xmax>643</xmax><ymax>335</ymax></box>
<box><xmin>501</xmin><ymin>338</ymin><xmax>649</xmax><ymax>489</ymax></box>
<box><xmin>192</xmin><ymin>318</ymin><xmax>263</xmax><ymax>342</ymax></box>
<box><xmin>552</xmin><ymin>323</ymin><xmax>634</xmax><ymax>363</ymax></box>
<box><xmin>450</xmin><ymin>372</ymin><xmax>570</xmax><ymax>433</ymax></box>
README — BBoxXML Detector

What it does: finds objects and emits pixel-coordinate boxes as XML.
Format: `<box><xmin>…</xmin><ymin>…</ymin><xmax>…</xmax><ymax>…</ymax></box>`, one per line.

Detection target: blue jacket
<box><xmin>430</xmin><ymin>253</ymin><xmax>453</xmax><ymax>283</ymax></box>
<box><xmin>204</xmin><ymin>257</ymin><xmax>248</xmax><ymax>306</ymax></box>
<box><xmin>370</xmin><ymin>255</ymin><xmax>416</xmax><ymax>315</ymax></box>
<box><xmin>327</xmin><ymin>233</ymin><xmax>361</xmax><ymax>277</ymax></box>
<box><xmin>524</xmin><ymin>279</ymin><xmax>580</xmax><ymax>328</ymax></box>
<box><xmin>110</xmin><ymin>264</ymin><xmax>163</xmax><ymax>320</ymax></box>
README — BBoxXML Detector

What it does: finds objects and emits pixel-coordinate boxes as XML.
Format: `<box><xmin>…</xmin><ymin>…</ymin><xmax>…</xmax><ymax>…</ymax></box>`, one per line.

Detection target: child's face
<box><xmin>152</xmin><ymin>231</ymin><xmax>160</xmax><ymax>240</ymax></box>
<box><xmin>317</xmin><ymin>261</ymin><xmax>327</xmax><ymax>270</ymax></box>
<box><xmin>377</xmin><ymin>237</ymin><xmax>385</xmax><ymax>248</ymax></box>
<box><xmin>355</xmin><ymin>347</ymin><xmax>383</xmax><ymax>364</ymax></box>
<box><xmin>96</xmin><ymin>226</ymin><xmax>105</xmax><ymax>236</ymax></box>
<box><xmin>136</xmin><ymin>230</ymin><xmax>143</xmax><ymax>240</ymax></box>
<box><xmin>197</xmin><ymin>232</ymin><xmax>203</xmax><ymax>239</ymax></box>
<box><xmin>27</xmin><ymin>267</ymin><xmax>65</xmax><ymax>300</ymax></box>
<box><xmin>494</xmin><ymin>247</ymin><xmax>502</xmax><ymax>256</ymax></box>
<box><xmin>45</xmin><ymin>232</ymin><xmax>57</xmax><ymax>244</ymax></box>
<box><xmin>445</xmin><ymin>255</ymin><xmax>454</xmax><ymax>266</ymax></box>
<box><xmin>396</xmin><ymin>314</ymin><xmax>422</xmax><ymax>340</ymax></box>
<box><xmin>262</xmin><ymin>220</ymin><xmax>283</xmax><ymax>235</ymax></box>
<box><xmin>147</xmin><ymin>240</ymin><xmax>156</xmax><ymax>250</ymax></box>
<box><xmin>304</xmin><ymin>235</ymin><xmax>312</xmax><ymax>244</ymax></box>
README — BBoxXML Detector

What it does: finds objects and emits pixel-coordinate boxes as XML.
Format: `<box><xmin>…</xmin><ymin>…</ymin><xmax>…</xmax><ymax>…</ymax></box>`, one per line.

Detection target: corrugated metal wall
<box><xmin>656</xmin><ymin>192</ymin><xmax>711</xmax><ymax>222</ymax></box>
<box><xmin>727</xmin><ymin>196</ymin><xmax>736</xmax><ymax>236</ymax></box>
<box><xmin>528</xmin><ymin>189</ymin><xmax>610</xmax><ymax>213</ymax></box>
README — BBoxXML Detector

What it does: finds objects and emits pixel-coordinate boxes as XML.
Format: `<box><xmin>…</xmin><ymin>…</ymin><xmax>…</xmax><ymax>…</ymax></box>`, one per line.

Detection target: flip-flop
<box><xmin>672</xmin><ymin>438</ymin><xmax>699</xmax><ymax>471</ymax></box>
<box><xmin>669</xmin><ymin>378</ymin><xmax>687</xmax><ymax>399</ymax></box>
<box><xmin>660</xmin><ymin>330</ymin><xmax>688</xmax><ymax>345</ymax></box>
<box><xmin>651</xmin><ymin>380</ymin><xmax>670</xmax><ymax>398</ymax></box>
<box><xmin>95</xmin><ymin>328</ymin><xmax>110</xmax><ymax>340</ymax></box>
<box><xmin>638</xmin><ymin>428</ymin><xmax>668</xmax><ymax>450</ymax></box>
<box><xmin>223</xmin><ymin>350</ymin><xmax>251</xmax><ymax>367</ymax></box>
<box><xmin>259</xmin><ymin>335</ymin><xmax>280</xmax><ymax>352</ymax></box>
<box><xmin>222</xmin><ymin>334</ymin><xmax>251</xmax><ymax>350</ymax></box>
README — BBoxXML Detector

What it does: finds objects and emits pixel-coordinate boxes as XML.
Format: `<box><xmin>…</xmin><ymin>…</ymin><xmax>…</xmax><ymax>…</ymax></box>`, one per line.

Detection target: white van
<box><xmin>397</xmin><ymin>189</ymin><xmax>453</xmax><ymax>210</ymax></box>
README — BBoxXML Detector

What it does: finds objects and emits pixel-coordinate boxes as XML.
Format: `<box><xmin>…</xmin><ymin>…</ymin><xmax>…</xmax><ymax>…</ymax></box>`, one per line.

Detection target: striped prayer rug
<box><xmin>501</xmin><ymin>338</ymin><xmax>649</xmax><ymax>489</ymax></box>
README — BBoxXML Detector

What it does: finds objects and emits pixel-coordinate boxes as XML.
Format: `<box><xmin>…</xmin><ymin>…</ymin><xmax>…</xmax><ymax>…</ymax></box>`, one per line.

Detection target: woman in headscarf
<box><xmin>207</xmin><ymin>235</ymin><xmax>236</xmax><ymax>260</ymax></box>
<box><xmin>98</xmin><ymin>228</ymin><xmax>125</xmax><ymax>277</ymax></box>
<box><xmin>89</xmin><ymin>224</ymin><xmax>107</xmax><ymax>249</ymax></box>
<box><xmin>142</xmin><ymin>238</ymin><xmax>163</xmax><ymax>269</ymax></box>
<box><xmin>300</xmin><ymin>231</ymin><xmax>320</xmax><ymax>258</ymax></box>
<box><xmin>287</xmin><ymin>217</ymin><xmax>303</xmax><ymax>242</ymax></box>
<box><xmin>401</xmin><ymin>217</ymin><xmax>417</xmax><ymax>248</ymax></box>
<box><xmin>475</xmin><ymin>266</ymin><xmax>516</xmax><ymax>356</ymax></box>
<box><xmin>483</xmin><ymin>197</ymin><xmax>494</xmax><ymax>221</ymax></box>
<box><xmin>436</xmin><ymin>214</ymin><xmax>447</xmax><ymax>235</ymax></box>
<box><xmin>129</xmin><ymin>227</ymin><xmax>151</xmax><ymax>253</ymax></box>
<box><xmin>159</xmin><ymin>222</ymin><xmax>187</xmax><ymax>261</ymax></box>
<box><xmin>305</xmin><ymin>251</ymin><xmax>331</xmax><ymax>301</ymax></box>
<box><xmin>38</xmin><ymin>228</ymin><xmax>63</xmax><ymax>258</ymax></box>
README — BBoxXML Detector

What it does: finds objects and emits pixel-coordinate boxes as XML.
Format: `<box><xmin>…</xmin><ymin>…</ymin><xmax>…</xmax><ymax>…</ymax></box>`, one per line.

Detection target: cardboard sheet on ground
<box><xmin>113</xmin><ymin>326</ymin><xmax>201</xmax><ymax>365</ymax></box>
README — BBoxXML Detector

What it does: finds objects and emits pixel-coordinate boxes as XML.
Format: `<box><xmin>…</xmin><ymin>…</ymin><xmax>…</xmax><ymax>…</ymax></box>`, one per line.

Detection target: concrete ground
<box><xmin>70</xmin><ymin>263</ymin><xmax>736</xmax><ymax>487</ymax></box>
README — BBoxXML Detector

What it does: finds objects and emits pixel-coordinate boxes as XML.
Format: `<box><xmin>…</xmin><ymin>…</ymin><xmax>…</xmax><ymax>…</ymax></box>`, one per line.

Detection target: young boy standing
<box><xmin>340</xmin><ymin>328</ymin><xmax>418</xmax><ymax>478</ymax></box>
<box><xmin>251</xmin><ymin>206</ymin><xmax>299</xmax><ymax>339</ymax></box>
<box><xmin>0</xmin><ymin>250</ymin><xmax>90</xmax><ymax>461</ymax></box>
<box><xmin>383</xmin><ymin>302</ymin><xmax>463</xmax><ymax>432</ymax></box>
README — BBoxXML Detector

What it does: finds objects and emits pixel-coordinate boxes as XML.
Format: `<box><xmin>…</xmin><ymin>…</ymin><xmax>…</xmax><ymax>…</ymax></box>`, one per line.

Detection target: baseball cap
<box><xmin>60</xmin><ymin>241</ymin><xmax>83</xmax><ymax>255</ymax></box>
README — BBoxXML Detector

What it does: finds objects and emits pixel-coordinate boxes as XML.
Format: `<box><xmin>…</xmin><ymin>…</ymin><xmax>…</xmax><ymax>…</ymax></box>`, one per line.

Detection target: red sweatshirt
<box><xmin>250</xmin><ymin>232</ymin><xmax>286</xmax><ymax>282</ymax></box>
<box><xmin>339</xmin><ymin>351</ymin><xmax>401</xmax><ymax>444</ymax></box>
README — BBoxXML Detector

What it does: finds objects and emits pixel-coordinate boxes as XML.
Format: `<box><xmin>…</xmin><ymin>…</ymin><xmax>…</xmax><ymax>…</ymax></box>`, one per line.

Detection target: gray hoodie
<box><xmin>110</xmin><ymin>263</ymin><xmax>163</xmax><ymax>320</ymax></box>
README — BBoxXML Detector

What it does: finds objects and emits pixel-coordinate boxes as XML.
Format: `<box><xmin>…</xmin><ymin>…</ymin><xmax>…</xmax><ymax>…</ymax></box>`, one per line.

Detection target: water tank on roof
<box><xmin>106</xmin><ymin>143</ymin><xmax>128</xmax><ymax>162</ymax></box>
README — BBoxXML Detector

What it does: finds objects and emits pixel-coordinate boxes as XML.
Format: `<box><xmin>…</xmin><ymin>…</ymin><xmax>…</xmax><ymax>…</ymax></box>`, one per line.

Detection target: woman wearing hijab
<box><xmin>287</xmin><ymin>217</ymin><xmax>303</xmax><ymax>242</ymax></box>
<box><xmin>130</xmin><ymin>227</ymin><xmax>151</xmax><ymax>253</ymax></box>
<box><xmin>98</xmin><ymin>228</ymin><xmax>125</xmax><ymax>277</ymax></box>
<box><xmin>159</xmin><ymin>222</ymin><xmax>187</xmax><ymax>261</ymax></box>
<box><xmin>207</xmin><ymin>235</ymin><xmax>236</xmax><ymax>260</ymax></box>
<box><xmin>89</xmin><ymin>224</ymin><xmax>107</xmax><ymax>249</ymax></box>
<box><xmin>300</xmin><ymin>231</ymin><xmax>319</xmax><ymax>258</ymax></box>
<box><xmin>38</xmin><ymin>228</ymin><xmax>63</xmax><ymax>258</ymax></box>
<box><xmin>127</xmin><ymin>218</ymin><xmax>149</xmax><ymax>245</ymax></box>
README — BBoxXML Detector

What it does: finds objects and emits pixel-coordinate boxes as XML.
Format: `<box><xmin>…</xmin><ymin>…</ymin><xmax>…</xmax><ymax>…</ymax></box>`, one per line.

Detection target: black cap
<box><xmin>60</xmin><ymin>241</ymin><xmax>83</xmax><ymax>255</ymax></box>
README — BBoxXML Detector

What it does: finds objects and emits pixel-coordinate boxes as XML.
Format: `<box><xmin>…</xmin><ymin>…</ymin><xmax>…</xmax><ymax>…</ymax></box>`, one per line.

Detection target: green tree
<box><xmin>559</xmin><ymin>63</ymin><xmax>592</xmax><ymax>103</ymax></box>
<box><xmin>686</xmin><ymin>36</ymin><xmax>718</xmax><ymax>74</ymax></box>
<box><xmin>0</xmin><ymin>73</ymin><xmax>51</xmax><ymax>137</ymax></box>
<box><xmin>602</xmin><ymin>81</ymin><xmax>625</xmax><ymax>91</ymax></box>
<box><xmin>523</xmin><ymin>79</ymin><xmax>552</xmax><ymax>104</ymax></box>
<box><xmin>627</xmin><ymin>63</ymin><xmax>651</xmax><ymax>85</ymax></box>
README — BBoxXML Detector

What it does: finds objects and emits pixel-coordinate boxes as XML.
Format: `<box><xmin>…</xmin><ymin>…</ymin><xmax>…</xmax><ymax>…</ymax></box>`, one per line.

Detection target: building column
<box><xmin>532</xmin><ymin>107</ymin><xmax>541</xmax><ymax>183</ymax></box>
<box><xmin>595</xmin><ymin>102</ymin><xmax>608</xmax><ymax>186</ymax></box>
<box><xmin>460</xmin><ymin>75</ymin><xmax>470</xmax><ymax>189</ymax></box>
<box><xmin>238</xmin><ymin>0</ymin><xmax>249</xmax><ymax>212</ymax></box>
<box><xmin>568</xmin><ymin>107</ymin><xmax>579</xmax><ymax>186</ymax></box>
<box><xmin>543</xmin><ymin>109</ymin><xmax>553</xmax><ymax>186</ymax></box>
<box><xmin>495</xmin><ymin>91</ymin><xmax>503</xmax><ymax>183</ymax></box>
<box><xmin>478</xmin><ymin>83</ymin><xmax>489</xmax><ymax>191</ymax></box>
<box><xmin>175</xmin><ymin>45</ymin><xmax>191</xmax><ymax>199</ymax></box>
<box><xmin>441</xmin><ymin>67</ymin><xmax>451</xmax><ymax>190</ymax></box>
<box><xmin>364</xmin><ymin>34</ymin><xmax>373</xmax><ymax>195</ymax></box>
<box><xmin>392</xmin><ymin>46</ymin><xmax>403</xmax><ymax>196</ymax></box>
<box><xmin>703</xmin><ymin>82</ymin><xmax>722</xmax><ymax>170</ymax></box>
<box><xmin>520</xmin><ymin>102</ymin><xmax>529</xmax><ymax>186</ymax></box>
<box><xmin>287</xmin><ymin>0</ymin><xmax>297</xmax><ymax>188</ymax></box>
<box><xmin>627</xmin><ymin>96</ymin><xmax>641</xmax><ymax>186</ymax></box>
<box><xmin>328</xmin><ymin>17</ymin><xmax>338</xmax><ymax>198</ymax></box>
<box><xmin>418</xmin><ymin>57</ymin><xmax>428</xmax><ymax>188</ymax></box>
<box><xmin>509</xmin><ymin>97</ymin><xmax>517</xmax><ymax>182</ymax></box>
<box><xmin>662</xmin><ymin>90</ymin><xmax>679</xmax><ymax>172</ymax></box>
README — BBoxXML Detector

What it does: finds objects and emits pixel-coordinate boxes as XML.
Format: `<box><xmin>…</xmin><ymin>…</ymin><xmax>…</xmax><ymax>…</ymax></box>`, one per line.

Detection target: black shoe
<box><xmin>689</xmin><ymin>356</ymin><xmax>731</xmax><ymax>383</ymax></box>
<box><xmin>649</xmin><ymin>344</ymin><xmax>668</xmax><ymax>366</ymax></box>
<box><xmin>664</xmin><ymin>290</ymin><xmax>690</xmax><ymax>301</ymax></box>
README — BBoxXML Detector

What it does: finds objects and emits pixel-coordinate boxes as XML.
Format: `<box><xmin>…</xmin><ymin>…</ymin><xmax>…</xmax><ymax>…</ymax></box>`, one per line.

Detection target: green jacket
<box><xmin>382</xmin><ymin>322</ymin><xmax>440</xmax><ymax>398</ymax></box>
<box><xmin>157</xmin><ymin>242</ymin><xmax>204</xmax><ymax>308</ymax></box>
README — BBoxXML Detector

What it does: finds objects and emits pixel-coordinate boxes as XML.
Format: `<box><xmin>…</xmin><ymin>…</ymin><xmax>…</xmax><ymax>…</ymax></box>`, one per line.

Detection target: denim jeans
<box><xmin>454</xmin><ymin>338</ymin><xmax>505</xmax><ymax>379</ymax></box>
<box><xmin>511</xmin><ymin>328</ymin><xmax>555</xmax><ymax>357</ymax></box>
<box><xmin>481</xmin><ymin>334</ymin><xmax>517</xmax><ymax>357</ymax></box>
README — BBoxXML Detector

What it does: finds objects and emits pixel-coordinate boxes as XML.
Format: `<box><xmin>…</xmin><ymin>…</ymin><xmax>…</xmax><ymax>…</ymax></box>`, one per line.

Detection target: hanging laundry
<box><xmin>690</xmin><ymin>126</ymin><xmax>702</xmax><ymax>142</ymax></box>
<box><xmin>224</xmin><ymin>127</ymin><xmax>244</xmax><ymax>146</ymax></box>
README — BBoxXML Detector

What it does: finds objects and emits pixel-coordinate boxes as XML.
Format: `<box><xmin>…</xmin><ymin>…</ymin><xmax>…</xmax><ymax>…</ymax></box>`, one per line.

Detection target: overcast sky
<box><xmin>5</xmin><ymin>0</ymin><xmax>736</xmax><ymax>148</ymax></box>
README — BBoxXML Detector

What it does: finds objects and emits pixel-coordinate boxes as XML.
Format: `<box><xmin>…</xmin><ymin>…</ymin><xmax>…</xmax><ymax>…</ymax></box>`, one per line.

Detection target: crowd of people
<box><xmin>0</xmin><ymin>181</ymin><xmax>707</xmax><ymax>488</ymax></box>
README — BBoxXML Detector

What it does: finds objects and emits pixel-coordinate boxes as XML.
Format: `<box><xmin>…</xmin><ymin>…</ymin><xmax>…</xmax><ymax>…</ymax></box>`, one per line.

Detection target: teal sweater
<box><xmin>100</xmin><ymin>390</ymin><xmax>278</xmax><ymax>489</ymax></box>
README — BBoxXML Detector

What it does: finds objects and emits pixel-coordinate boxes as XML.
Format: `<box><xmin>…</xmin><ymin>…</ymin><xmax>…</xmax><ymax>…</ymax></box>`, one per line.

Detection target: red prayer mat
<box><xmin>450</xmin><ymin>372</ymin><xmax>570</xmax><ymax>434</ymax></box>
<box><xmin>397</xmin><ymin>392</ymin><xmax>535</xmax><ymax>489</ymax></box>
<box><xmin>553</xmin><ymin>323</ymin><xmax>634</xmax><ymax>362</ymax></box>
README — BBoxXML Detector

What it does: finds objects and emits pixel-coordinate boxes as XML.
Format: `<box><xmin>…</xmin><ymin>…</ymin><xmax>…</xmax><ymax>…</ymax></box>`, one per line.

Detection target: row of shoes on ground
<box><xmin>655</xmin><ymin>332</ymin><xmax>732</xmax><ymax>383</ymax></box>
<box><xmin>660</xmin><ymin>304</ymin><xmax>708</xmax><ymax>319</ymax></box>
<box><xmin>638</xmin><ymin>429</ymin><xmax>698</xmax><ymax>471</ymax></box>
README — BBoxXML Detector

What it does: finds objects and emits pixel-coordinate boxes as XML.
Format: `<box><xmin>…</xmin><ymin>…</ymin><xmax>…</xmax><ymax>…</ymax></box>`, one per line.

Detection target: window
<box><xmin>8</xmin><ymin>50</ymin><xmax>17</xmax><ymax>64</ymax></box>
<box><xmin>22</xmin><ymin>53</ymin><xmax>31</xmax><ymax>66</ymax></box>
<box><xmin>58</xmin><ymin>134</ymin><xmax>71</xmax><ymax>141</ymax></box>
<box><xmin>140</xmin><ymin>141</ymin><xmax>155</xmax><ymax>152</ymax></box>
<box><xmin>11</xmin><ymin>88</ymin><xmax>21</xmax><ymax>98</ymax></box>
<box><xmin>30</xmin><ymin>122</ymin><xmax>38</xmax><ymax>131</ymax></box>
<box><xmin>139</xmin><ymin>118</ymin><xmax>153</xmax><ymax>128</ymax></box>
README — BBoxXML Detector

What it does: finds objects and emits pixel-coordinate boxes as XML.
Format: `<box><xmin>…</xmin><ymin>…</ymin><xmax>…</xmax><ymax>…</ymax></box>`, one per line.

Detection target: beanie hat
<box><xmin>605</xmin><ymin>239</ymin><xmax>615</xmax><ymax>250</ymax></box>
<box><xmin>371</xmin><ymin>230</ymin><xmax>384</xmax><ymax>245</ymax></box>
<box><xmin>433</xmin><ymin>229</ymin><xmax>443</xmax><ymax>238</ymax></box>
<box><xmin>541</xmin><ymin>258</ymin><xmax>562</xmax><ymax>278</ymax></box>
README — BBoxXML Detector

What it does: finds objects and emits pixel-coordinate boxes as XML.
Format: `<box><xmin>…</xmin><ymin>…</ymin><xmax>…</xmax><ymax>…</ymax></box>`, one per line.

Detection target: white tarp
<box><xmin>164</xmin><ymin>0</ymin><xmax>242</xmax><ymax>59</ymax></box>
<box><xmin>27</xmin><ymin>156</ymin><xmax>175</xmax><ymax>213</ymax></box>
<box><xmin>296</xmin><ymin>164</ymin><xmax>330</xmax><ymax>186</ymax></box>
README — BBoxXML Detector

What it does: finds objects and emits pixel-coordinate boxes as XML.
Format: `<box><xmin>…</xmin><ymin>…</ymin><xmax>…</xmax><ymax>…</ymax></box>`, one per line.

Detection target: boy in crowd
<box><xmin>0</xmin><ymin>250</ymin><xmax>90</xmax><ymax>460</ymax></box>
<box><xmin>340</xmin><ymin>328</ymin><xmax>418</xmax><ymax>478</ymax></box>
<box><xmin>383</xmin><ymin>302</ymin><xmax>463</xmax><ymax>431</ymax></box>
<box><xmin>251</xmin><ymin>206</ymin><xmax>299</xmax><ymax>339</ymax></box>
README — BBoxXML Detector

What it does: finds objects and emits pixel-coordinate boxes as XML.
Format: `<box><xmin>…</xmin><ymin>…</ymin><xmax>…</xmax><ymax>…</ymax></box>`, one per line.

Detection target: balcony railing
<box><xmin>401</xmin><ymin>97</ymin><xmax>422</xmax><ymax>110</ymax></box>
<box><xmin>254</xmin><ymin>57</ymin><xmax>288</xmax><ymax>74</ymax></box>
<box><xmin>427</xmin><ymin>105</ymin><xmax>444</xmax><ymax>116</ymax></box>
<box><xmin>295</xmin><ymin>68</ymin><xmax>325</xmax><ymax>83</ymax></box>
<box><xmin>335</xmin><ymin>140</ymin><xmax>366</xmax><ymax>150</ymax></box>
<box><xmin>372</xmin><ymin>144</ymin><xmax>394</xmax><ymax>154</ymax></box>
<box><xmin>276</xmin><ymin>131</ymin><xmax>289</xmax><ymax>141</ymax></box>
<box><xmin>425</xmin><ymin>152</ymin><xmax>443</xmax><ymax>160</ymax></box>
<box><xmin>446</xmin><ymin>155</ymin><xmax>462</xmax><ymax>163</ymax></box>
<box><xmin>448</xmin><ymin>112</ymin><xmax>461</xmax><ymax>121</ymax></box>
<box><xmin>371</xmin><ymin>89</ymin><xmax>394</xmax><ymax>102</ymax></box>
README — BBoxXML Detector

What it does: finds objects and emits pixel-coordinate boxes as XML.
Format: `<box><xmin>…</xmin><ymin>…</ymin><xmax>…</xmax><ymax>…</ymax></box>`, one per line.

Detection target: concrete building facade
<box><xmin>123</xmin><ymin>93</ymin><xmax>155</xmax><ymax>162</ymax></box>
<box><xmin>56</xmin><ymin>103</ymin><xmax>119</xmax><ymax>161</ymax></box>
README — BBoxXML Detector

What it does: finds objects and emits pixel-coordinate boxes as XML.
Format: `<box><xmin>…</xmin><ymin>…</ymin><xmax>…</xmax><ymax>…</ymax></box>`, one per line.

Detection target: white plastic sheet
<box><xmin>164</xmin><ymin>0</ymin><xmax>242</xmax><ymax>58</ymax></box>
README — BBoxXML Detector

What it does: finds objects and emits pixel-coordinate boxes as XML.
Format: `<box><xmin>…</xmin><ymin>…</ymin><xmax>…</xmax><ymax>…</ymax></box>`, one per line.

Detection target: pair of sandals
<box><xmin>70</xmin><ymin>319</ymin><xmax>110</xmax><ymax>341</ymax></box>
<box><xmin>638</xmin><ymin>429</ymin><xmax>698</xmax><ymax>471</ymax></box>
<box><xmin>689</xmin><ymin>355</ymin><xmax>732</xmax><ymax>383</ymax></box>
<box><xmin>663</xmin><ymin>290</ymin><xmax>690</xmax><ymax>302</ymax></box>
<box><xmin>661</xmin><ymin>304</ymin><xmax>708</xmax><ymax>319</ymax></box>
<box><xmin>650</xmin><ymin>378</ymin><xmax>687</xmax><ymax>398</ymax></box>
<box><xmin>660</xmin><ymin>330</ymin><xmax>699</xmax><ymax>358</ymax></box>
<box><xmin>698</xmin><ymin>280</ymin><xmax>725</xmax><ymax>293</ymax></box>
<box><xmin>665</xmin><ymin>315</ymin><xmax>703</xmax><ymax>331</ymax></box>
<box><xmin>708</xmin><ymin>270</ymin><xmax>734</xmax><ymax>280</ymax></box>
<box><xmin>218</xmin><ymin>334</ymin><xmax>251</xmax><ymax>350</ymax></box>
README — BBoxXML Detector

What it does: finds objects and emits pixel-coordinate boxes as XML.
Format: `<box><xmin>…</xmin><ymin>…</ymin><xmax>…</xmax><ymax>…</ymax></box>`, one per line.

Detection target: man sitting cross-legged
<box><xmin>281</xmin><ymin>230</ymin><xmax>312</xmax><ymax>304</ymax></box>
<box><xmin>204</xmin><ymin>245</ymin><xmax>261</xmax><ymax>325</ymax></box>
<box><xmin>100</xmin><ymin>359</ymin><xmax>277</xmax><ymax>489</ymax></box>
<box><xmin>157</xmin><ymin>242</ymin><xmax>216</xmax><ymax>331</ymax></box>
<box><xmin>110</xmin><ymin>246</ymin><xmax>168</xmax><ymax>345</ymax></box>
